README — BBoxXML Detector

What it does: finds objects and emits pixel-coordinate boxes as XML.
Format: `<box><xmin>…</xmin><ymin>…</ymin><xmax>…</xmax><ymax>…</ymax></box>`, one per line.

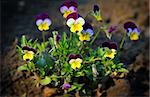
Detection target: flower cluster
<box><xmin>60</xmin><ymin>1</ymin><xmax>94</xmax><ymax>42</ymax></box>
<box><xmin>16</xmin><ymin>0</ymin><xmax>141</xmax><ymax>96</ymax></box>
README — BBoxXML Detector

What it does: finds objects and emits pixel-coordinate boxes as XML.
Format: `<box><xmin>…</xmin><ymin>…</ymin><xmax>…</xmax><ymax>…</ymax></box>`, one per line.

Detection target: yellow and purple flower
<box><xmin>35</xmin><ymin>13</ymin><xmax>52</xmax><ymax>31</ymax></box>
<box><xmin>79</xmin><ymin>22</ymin><xmax>94</xmax><ymax>41</ymax></box>
<box><xmin>102</xmin><ymin>42</ymin><xmax>117</xmax><ymax>59</ymax></box>
<box><xmin>22</xmin><ymin>46</ymin><xmax>36</xmax><ymax>61</ymax></box>
<box><xmin>68</xmin><ymin>54</ymin><xmax>83</xmax><ymax>70</ymax></box>
<box><xmin>66</xmin><ymin>12</ymin><xmax>85</xmax><ymax>33</ymax></box>
<box><xmin>124</xmin><ymin>21</ymin><xmax>141</xmax><ymax>41</ymax></box>
<box><xmin>91</xmin><ymin>5</ymin><xmax>102</xmax><ymax>22</ymax></box>
<box><xmin>60</xmin><ymin>1</ymin><xmax>77</xmax><ymax>18</ymax></box>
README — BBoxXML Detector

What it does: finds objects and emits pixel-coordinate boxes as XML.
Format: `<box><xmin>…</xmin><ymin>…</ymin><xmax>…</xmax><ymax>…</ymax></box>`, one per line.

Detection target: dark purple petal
<box><xmin>68</xmin><ymin>54</ymin><xmax>82</xmax><ymax>60</ymax></box>
<box><xmin>22</xmin><ymin>46</ymin><xmax>36</xmax><ymax>53</ymax></box>
<box><xmin>102</xmin><ymin>42</ymin><xmax>110</xmax><ymax>48</ymax></box>
<box><xmin>83</xmin><ymin>22</ymin><xmax>93</xmax><ymax>30</ymax></box>
<box><xmin>124</xmin><ymin>21</ymin><xmax>137</xmax><ymax>30</ymax></box>
<box><xmin>63</xmin><ymin>83</ymin><xmax>71</xmax><ymax>89</ymax></box>
<box><xmin>35</xmin><ymin>13</ymin><xmax>50</xmax><ymax>21</ymax></box>
<box><xmin>109</xmin><ymin>42</ymin><xmax>118</xmax><ymax>50</ymax></box>
<box><xmin>66</xmin><ymin>12</ymin><xmax>81</xmax><ymax>20</ymax></box>
<box><xmin>61</xmin><ymin>0</ymin><xmax>77</xmax><ymax>8</ymax></box>
<box><xmin>108</xmin><ymin>26</ymin><xmax>117</xmax><ymax>33</ymax></box>
<box><xmin>102</xmin><ymin>42</ymin><xmax>118</xmax><ymax>50</ymax></box>
<box><xmin>30</xmin><ymin>48</ymin><xmax>37</xmax><ymax>53</ymax></box>
<box><xmin>93</xmin><ymin>5</ymin><xmax>99</xmax><ymax>12</ymax></box>
<box><xmin>22</xmin><ymin>46</ymin><xmax>31</xmax><ymax>51</ymax></box>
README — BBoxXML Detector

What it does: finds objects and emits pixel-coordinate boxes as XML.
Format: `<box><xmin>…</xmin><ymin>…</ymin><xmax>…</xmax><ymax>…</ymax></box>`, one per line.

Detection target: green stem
<box><xmin>90</xmin><ymin>29</ymin><xmax>100</xmax><ymax>45</ymax></box>
<box><xmin>42</xmin><ymin>31</ymin><xmax>45</xmax><ymax>43</ymax></box>
<box><xmin>119</xmin><ymin>32</ymin><xmax>126</xmax><ymax>49</ymax></box>
<box><xmin>70</xmin><ymin>32</ymin><xmax>72</xmax><ymax>41</ymax></box>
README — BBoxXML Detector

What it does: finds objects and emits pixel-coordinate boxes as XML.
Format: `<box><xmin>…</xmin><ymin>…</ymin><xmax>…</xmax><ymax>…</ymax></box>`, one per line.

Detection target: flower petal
<box><xmin>43</xmin><ymin>18</ymin><xmax>52</xmax><ymax>26</ymax></box>
<box><xmin>75</xmin><ymin>17</ymin><xmax>85</xmax><ymax>25</ymax></box>
<box><xmin>69</xmin><ymin>6</ymin><xmax>77</xmax><ymax>12</ymax></box>
<box><xmin>36</xmin><ymin>19</ymin><xmax>43</xmax><ymax>26</ymax></box>
<box><xmin>67</xmin><ymin>18</ymin><xmax>75</xmax><ymax>27</ymax></box>
<box><xmin>86</xmin><ymin>29</ymin><xmax>94</xmax><ymax>36</ymax></box>
<box><xmin>60</xmin><ymin>6</ymin><xmax>68</xmax><ymax>13</ymax></box>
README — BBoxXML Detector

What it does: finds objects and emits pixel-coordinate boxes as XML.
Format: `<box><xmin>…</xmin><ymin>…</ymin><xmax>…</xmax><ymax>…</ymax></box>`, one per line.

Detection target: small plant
<box><xmin>17</xmin><ymin>0</ymin><xmax>141</xmax><ymax>96</ymax></box>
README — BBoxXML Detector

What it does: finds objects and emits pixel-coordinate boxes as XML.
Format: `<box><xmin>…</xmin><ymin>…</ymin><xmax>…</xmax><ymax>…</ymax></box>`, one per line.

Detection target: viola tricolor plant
<box><xmin>17</xmin><ymin>1</ymin><xmax>141</xmax><ymax>96</ymax></box>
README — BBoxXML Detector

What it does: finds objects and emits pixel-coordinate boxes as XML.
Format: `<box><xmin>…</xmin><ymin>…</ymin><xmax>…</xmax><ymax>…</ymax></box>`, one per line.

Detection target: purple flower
<box><xmin>63</xmin><ymin>83</ymin><xmax>71</xmax><ymax>89</ymax></box>
<box><xmin>35</xmin><ymin>13</ymin><xmax>52</xmax><ymax>31</ymax></box>
<box><xmin>124</xmin><ymin>21</ymin><xmax>141</xmax><ymax>41</ymax></box>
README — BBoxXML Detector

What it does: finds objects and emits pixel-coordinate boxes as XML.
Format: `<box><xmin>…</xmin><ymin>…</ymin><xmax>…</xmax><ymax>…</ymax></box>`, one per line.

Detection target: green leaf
<box><xmin>17</xmin><ymin>64</ymin><xmax>29</xmax><ymax>71</ymax></box>
<box><xmin>118</xmin><ymin>68</ymin><xmax>128</xmax><ymax>73</ymax></box>
<box><xmin>40</xmin><ymin>76</ymin><xmax>51</xmax><ymax>85</ymax></box>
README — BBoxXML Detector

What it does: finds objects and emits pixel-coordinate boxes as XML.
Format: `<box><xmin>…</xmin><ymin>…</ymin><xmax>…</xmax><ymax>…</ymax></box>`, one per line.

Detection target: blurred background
<box><xmin>1</xmin><ymin>0</ymin><xmax>149</xmax><ymax>96</ymax></box>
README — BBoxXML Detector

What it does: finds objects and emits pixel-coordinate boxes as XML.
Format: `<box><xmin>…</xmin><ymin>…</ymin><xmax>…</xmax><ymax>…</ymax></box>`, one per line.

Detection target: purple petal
<box><xmin>124</xmin><ymin>21</ymin><xmax>137</xmax><ymax>30</ymax></box>
<box><xmin>108</xmin><ymin>26</ymin><xmax>117</xmax><ymax>33</ymax></box>
<box><xmin>60</xmin><ymin>6</ymin><xmax>68</xmax><ymax>13</ymax></box>
<box><xmin>63</xmin><ymin>83</ymin><xmax>71</xmax><ymax>89</ymax></box>
<box><xmin>69</xmin><ymin>6</ymin><xmax>77</xmax><ymax>12</ymax></box>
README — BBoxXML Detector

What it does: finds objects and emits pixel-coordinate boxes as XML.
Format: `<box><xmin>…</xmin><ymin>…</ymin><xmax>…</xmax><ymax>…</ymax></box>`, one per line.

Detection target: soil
<box><xmin>1</xmin><ymin>0</ymin><xmax>149</xmax><ymax>97</ymax></box>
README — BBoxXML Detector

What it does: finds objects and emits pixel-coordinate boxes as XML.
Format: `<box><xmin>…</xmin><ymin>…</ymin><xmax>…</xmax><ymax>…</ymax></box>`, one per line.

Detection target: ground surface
<box><xmin>1</xmin><ymin>0</ymin><xmax>149</xmax><ymax>96</ymax></box>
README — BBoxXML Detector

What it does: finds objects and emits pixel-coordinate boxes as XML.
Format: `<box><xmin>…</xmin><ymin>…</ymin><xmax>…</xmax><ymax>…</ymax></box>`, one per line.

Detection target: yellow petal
<box><xmin>43</xmin><ymin>23</ymin><xmax>49</xmax><ymax>30</ymax></box>
<box><xmin>63</xmin><ymin>10</ymin><xmax>72</xmax><ymax>18</ymax></box>
<box><xmin>38</xmin><ymin>24</ymin><xmax>44</xmax><ymax>31</ymax></box>
<box><xmin>79</xmin><ymin>34</ymin><xmax>90</xmax><ymax>41</ymax></box>
<box><xmin>23</xmin><ymin>51</ymin><xmax>34</xmax><ymax>61</ymax></box>
<box><xmin>71</xmin><ymin>63</ymin><xmax>77</xmax><ymax>70</ymax></box>
<box><xmin>130</xmin><ymin>32</ymin><xmax>139</xmax><ymax>40</ymax></box>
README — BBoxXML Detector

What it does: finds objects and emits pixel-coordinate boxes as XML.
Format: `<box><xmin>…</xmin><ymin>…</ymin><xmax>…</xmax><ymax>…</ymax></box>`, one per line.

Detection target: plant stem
<box><xmin>119</xmin><ymin>32</ymin><xmax>126</xmax><ymax>49</ymax></box>
<box><xmin>42</xmin><ymin>31</ymin><xmax>45</xmax><ymax>43</ymax></box>
<box><xmin>90</xmin><ymin>29</ymin><xmax>100</xmax><ymax>45</ymax></box>
<box><xmin>70</xmin><ymin>32</ymin><xmax>72</xmax><ymax>41</ymax></box>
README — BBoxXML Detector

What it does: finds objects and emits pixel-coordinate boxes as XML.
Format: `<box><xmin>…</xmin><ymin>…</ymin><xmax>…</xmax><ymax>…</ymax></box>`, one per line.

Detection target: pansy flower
<box><xmin>66</xmin><ymin>12</ymin><xmax>85</xmax><ymax>33</ymax></box>
<box><xmin>35</xmin><ymin>13</ymin><xmax>52</xmax><ymax>31</ymax></box>
<box><xmin>60</xmin><ymin>1</ymin><xmax>77</xmax><ymax>18</ymax></box>
<box><xmin>22</xmin><ymin>46</ymin><xmax>36</xmax><ymax>61</ymax></box>
<box><xmin>124</xmin><ymin>21</ymin><xmax>140</xmax><ymax>41</ymax></box>
<box><xmin>79</xmin><ymin>22</ymin><xmax>94</xmax><ymax>41</ymax></box>
<box><xmin>104</xmin><ymin>25</ymin><xmax>117</xmax><ymax>39</ymax></box>
<box><xmin>68</xmin><ymin>54</ymin><xmax>83</xmax><ymax>70</ymax></box>
<box><xmin>102</xmin><ymin>42</ymin><xmax>117</xmax><ymax>59</ymax></box>
<box><xmin>91</xmin><ymin>5</ymin><xmax>102</xmax><ymax>22</ymax></box>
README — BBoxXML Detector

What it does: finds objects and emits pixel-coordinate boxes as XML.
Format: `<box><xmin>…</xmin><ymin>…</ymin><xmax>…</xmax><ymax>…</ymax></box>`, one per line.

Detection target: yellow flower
<box><xmin>23</xmin><ymin>51</ymin><xmax>34</xmax><ymax>61</ymax></box>
<box><xmin>130</xmin><ymin>32</ymin><xmax>139</xmax><ymax>40</ymax></box>
<box><xmin>104</xmin><ymin>49</ymin><xmax>116</xmax><ymax>59</ymax></box>
<box><xmin>69</xmin><ymin>58</ymin><xmax>83</xmax><ymax>70</ymax></box>
<box><xmin>79</xmin><ymin>33</ymin><xmax>90</xmax><ymax>41</ymax></box>
<box><xmin>67</xmin><ymin>17</ymin><xmax>85</xmax><ymax>33</ymax></box>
